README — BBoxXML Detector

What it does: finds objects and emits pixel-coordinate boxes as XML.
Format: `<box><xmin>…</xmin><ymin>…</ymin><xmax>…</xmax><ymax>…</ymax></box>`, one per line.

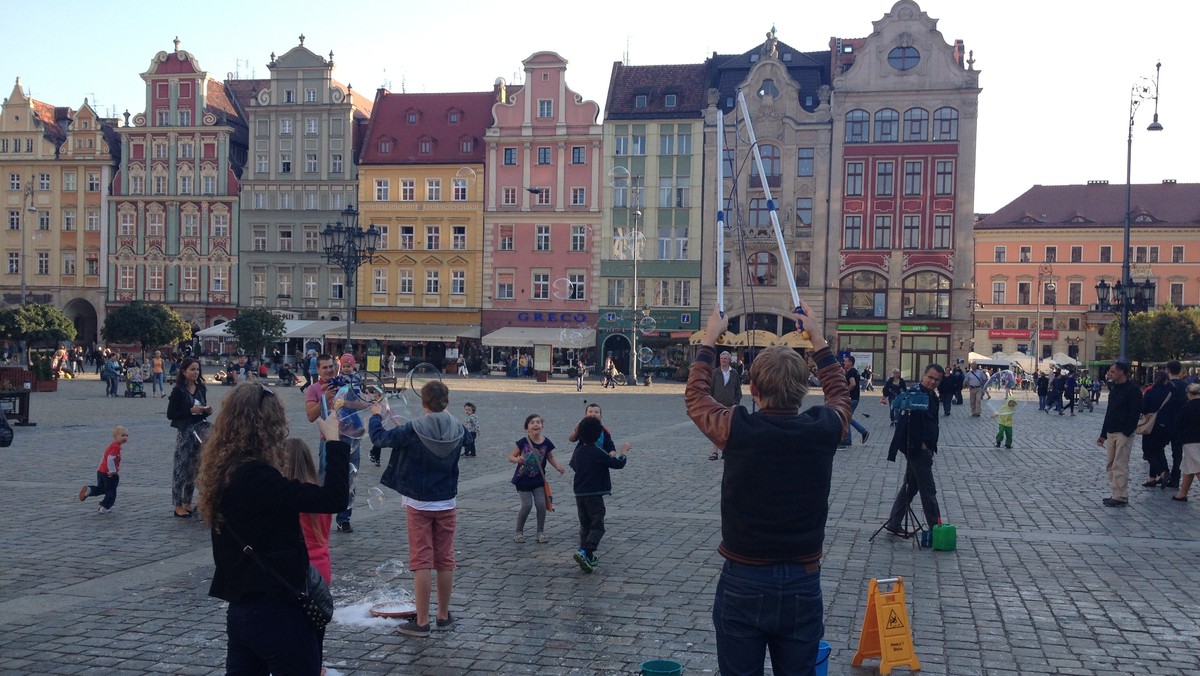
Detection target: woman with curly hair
<box><xmin>198</xmin><ymin>383</ymin><xmax>349</xmax><ymax>674</ymax></box>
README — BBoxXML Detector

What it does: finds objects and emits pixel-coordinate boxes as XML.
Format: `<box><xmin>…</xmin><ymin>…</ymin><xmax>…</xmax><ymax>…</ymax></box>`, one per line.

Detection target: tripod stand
<box><xmin>870</xmin><ymin>505</ymin><xmax>925</xmax><ymax>547</ymax></box>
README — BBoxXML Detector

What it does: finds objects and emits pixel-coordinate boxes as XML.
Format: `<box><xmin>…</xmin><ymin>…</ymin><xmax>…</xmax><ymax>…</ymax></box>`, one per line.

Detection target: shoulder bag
<box><xmin>1136</xmin><ymin>391</ymin><xmax>1171</xmax><ymax>435</ymax></box>
<box><xmin>223</xmin><ymin>521</ymin><xmax>334</xmax><ymax>629</ymax></box>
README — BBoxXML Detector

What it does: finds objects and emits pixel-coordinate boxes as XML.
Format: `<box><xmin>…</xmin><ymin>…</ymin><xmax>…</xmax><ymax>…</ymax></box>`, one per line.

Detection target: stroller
<box><xmin>124</xmin><ymin>367</ymin><xmax>147</xmax><ymax>398</ymax></box>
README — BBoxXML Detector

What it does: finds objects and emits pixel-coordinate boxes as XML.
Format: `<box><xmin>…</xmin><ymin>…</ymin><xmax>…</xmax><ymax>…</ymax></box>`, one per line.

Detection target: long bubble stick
<box><xmin>737</xmin><ymin>90</ymin><xmax>809</xmax><ymax>338</ymax></box>
<box><xmin>715</xmin><ymin>109</ymin><xmax>725</xmax><ymax>318</ymax></box>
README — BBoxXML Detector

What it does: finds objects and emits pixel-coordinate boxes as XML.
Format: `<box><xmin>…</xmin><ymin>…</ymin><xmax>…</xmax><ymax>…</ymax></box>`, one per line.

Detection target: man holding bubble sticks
<box><xmin>685</xmin><ymin>300</ymin><xmax>850</xmax><ymax>675</ymax></box>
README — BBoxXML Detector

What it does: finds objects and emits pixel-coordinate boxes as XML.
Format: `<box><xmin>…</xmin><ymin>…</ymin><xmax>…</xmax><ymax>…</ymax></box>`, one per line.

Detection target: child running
<box><xmin>992</xmin><ymin>396</ymin><xmax>1018</xmax><ymax>449</ymax></box>
<box><xmin>79</xmin><ymin>426</ymin><xmax>128</xmax><ymax>513</ymax></box>
<box><xmin>462</xmin><ymin>403</ymin><xmax>480</xmax><ymax>457</ymax></box>
<box><xmin>569</xmin><ymin>415</ymin><xmax>631</xmax><ymax>573</ymax></box>
<box><xmin>507</xmin><ymin>414</ymin><xmax>566</xmax><ymax>543</ymax></box>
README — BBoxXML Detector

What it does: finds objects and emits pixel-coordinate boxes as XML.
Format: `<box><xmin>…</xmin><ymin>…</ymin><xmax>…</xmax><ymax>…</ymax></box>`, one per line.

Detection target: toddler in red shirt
<box><xmin>79</xmin><ymin>426</ymin><xmax>127</xmax><ymax>513</ymax></box>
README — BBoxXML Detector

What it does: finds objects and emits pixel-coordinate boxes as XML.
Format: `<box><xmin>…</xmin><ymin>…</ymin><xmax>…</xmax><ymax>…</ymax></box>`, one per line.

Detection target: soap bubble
<box><xmin>375</xmin><ymin>559</ymin><xmax>406</xmax><ymax>580</ymax></box>
<box><xmin>407</xmin><ymin>362</ymin><xmax>442</xmax><ymax>394</ymax></box>
<box><xmin>367</xmin><ymin>486</ymin><xmax>386</xmax><ymax>511</ymax></box>
<box><xmin>551</xmin><ymin>277</ymin><xmax>573</xmax><ymax>300</ymax></box>
<box><xmin>378</xmin><ymin>391</ymin><xmax>414</xmax><ymax>430</ymax></box>
<box><xmin>332</xmin><ymin>384</ymin><xmax>368</xmax><ymax>439</ymax></box>
<box><xmin>638</xmin><ymin>316</ymin><xmax>657</xmax><ymax>335</ymax></box>
<box><xmin>454</xmin><ymin>166</ymin><xmax>477</xmax><ymax>188</ymax></box>
<box><xmin>559</xmin><ymin>328</ymin><xmax>586</xmax><ymax>348</ymax></box>
<box><xmin>983</xmin><ymin>369</ymin><xmax>1021</xmax><ymax>415</ymax></box>
<box><xmin>638</xmin><ymin>346</ymin><xmax>654</xmax><ymax>364</ymax></box>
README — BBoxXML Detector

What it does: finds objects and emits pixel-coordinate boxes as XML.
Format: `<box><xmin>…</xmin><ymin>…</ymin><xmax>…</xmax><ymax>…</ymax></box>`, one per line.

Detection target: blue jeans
<box><xmin>713</xmin><ymin>559</ymin><xmax>823</xmax><ymax>676</ymax></box>
<box><xmin>226</xmin><ymin>596</ymin><xmax>321</xmax><ymax>675</ymax></box>
<box><xmin>1037</xmin><ymin>394</ymin><xmax>1047</xmax><ymax>410</ymax></box>
<box><xmin>842</xmin><ymin>399</ymin><xmax>868</xmax><ymax>445</ymax></box>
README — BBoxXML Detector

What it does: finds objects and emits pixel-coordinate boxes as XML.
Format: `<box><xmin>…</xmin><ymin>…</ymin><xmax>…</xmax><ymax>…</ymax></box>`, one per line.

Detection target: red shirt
<box><xmin>97</xmin><ymin>442</ymin><xmax>122</xmax><ymax>475</ymax></box>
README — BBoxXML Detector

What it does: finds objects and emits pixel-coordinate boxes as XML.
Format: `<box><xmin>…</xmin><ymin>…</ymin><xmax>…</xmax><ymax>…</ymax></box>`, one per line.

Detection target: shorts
<box><xmin>406</xmin><ymin>505</ymin><xmax>457</xmax><ymax>571</ymax></box>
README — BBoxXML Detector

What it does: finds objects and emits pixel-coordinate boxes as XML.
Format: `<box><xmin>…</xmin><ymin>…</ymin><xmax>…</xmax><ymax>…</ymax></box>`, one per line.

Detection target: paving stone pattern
<box><xmin>1</xmin><ymin>374</ymin><xmax>1197</xmax><ymax>674</ymax></box>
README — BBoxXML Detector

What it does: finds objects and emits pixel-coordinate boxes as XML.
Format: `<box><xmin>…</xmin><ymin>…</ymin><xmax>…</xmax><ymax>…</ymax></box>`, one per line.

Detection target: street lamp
<box><xmin>1034</xmin><ymin>263</ymin><xmax>1055</xmax><ymax>362</ymax></box>
<box><xmin>321</xmin><ymin>204</ymin><xmax>379</xmax><ymax>355</ymax></box>
<box><xmin>609</xmin><ymin>166</ymin><xmax>645</xmax><ymax>385</ymax></box>
<box><xmin>1095</xmin><ymin>276</ymin><xmax>1155</xmax><ymax>359</ymax></box>
<box><xmin>1112</xmin><ymin>62</ymin><xmax>1164</xmax><ymax>363</ymax></box>
<box><xmin>19</xmin><ymin>177</ymin><xmax>35</xmax><ymax>305</ymax></box>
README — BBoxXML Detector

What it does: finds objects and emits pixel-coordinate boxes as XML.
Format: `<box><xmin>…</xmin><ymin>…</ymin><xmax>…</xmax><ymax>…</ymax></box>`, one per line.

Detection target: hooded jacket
<box><xmin>370</xmin><ymin>411</ymin><xmax>468</xmax><ymax>502</ymax></box>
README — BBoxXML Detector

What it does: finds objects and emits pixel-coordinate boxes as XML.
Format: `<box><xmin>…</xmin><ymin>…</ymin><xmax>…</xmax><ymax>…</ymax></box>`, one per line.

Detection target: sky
<box><xmin>3</xmin><ymin>0</ymin><xmax>1196</xmax><ymax>213</ymax></box>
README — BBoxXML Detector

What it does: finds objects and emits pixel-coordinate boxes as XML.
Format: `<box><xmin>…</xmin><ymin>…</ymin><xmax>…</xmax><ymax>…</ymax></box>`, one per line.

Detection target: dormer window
<box><xmin>379</xmin><ymin>140</ymin><xmax>392</xmax><ymax>154</ymax></box>
<box><xmin>634</xmin><ymin>95</ymin><xmax>647</xmax><ymax>108</ymax></box>
<box><xmin>448</xmin><ymin>111</ymin><xmax>460</xmax><ymax>124</ymax></box>
<box><xmin>664</xmin><ymin>94</ymin><xmax>677</xmax><ymax>108</ymax></box>
<box><xmin>461</xmin><ymin>140</ymin><xmax>472</xmax><ymax>153</ymax></box>
<box><xmin>407</xmin><ymin>112</ymin><xmax>418</xmax><ymax>124</ymax></box>
<box><xmin>420</xmin><ymin>140</ymin><xmax>431</xmax><ymax>154</ymax></box>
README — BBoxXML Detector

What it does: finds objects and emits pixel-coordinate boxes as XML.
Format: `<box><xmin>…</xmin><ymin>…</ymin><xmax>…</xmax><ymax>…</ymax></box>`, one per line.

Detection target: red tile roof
<box><xmin>605</xmin><ymin>62</ymin><xmax>708</xmax><ymax>119</ymax></box>
<box><xmin>204</xmin><ymin>79</ymin><xmax>245</xmax><ymax>127</ymax></box>
<box><xmin>359</xmin><ymin>89</ymin><xmax>495</xmax><ymax>165</ymax></box>
<box><xmin>222</xmin><ymin>78</ymin><xmax>269</xmax><ymax>117</ymax></box>
<box><xmin>29</xmin><ymin>98</ymin><xmax>67</xmax><ymax>147</ymax></box>
<box><xmin>977</xmin><ymin>182</ymin><xmax>1200</xmax><ymax>229</ymax></box>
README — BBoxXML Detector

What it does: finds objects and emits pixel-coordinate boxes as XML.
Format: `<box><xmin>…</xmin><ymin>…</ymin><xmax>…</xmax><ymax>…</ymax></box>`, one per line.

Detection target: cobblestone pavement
<box><xmin>1</xmin><ymin>373</ymin><xmax>1197</xmax><ymax>674</ymax></box>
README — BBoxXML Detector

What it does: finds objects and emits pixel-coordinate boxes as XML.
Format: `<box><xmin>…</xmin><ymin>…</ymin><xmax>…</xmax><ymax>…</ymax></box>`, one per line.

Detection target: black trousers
<box><xmin>575</xmin><ymin>495</ymin><xmax>607</xmax><ymax>553</ymax></box>
<box><xmin>86</xmin><ymin>471</ymin><xmax>120</xmax><ymax>509</ymax></box>
<box><xmin>888</xmin><ymin>447</ymin><xmax>940</xmax><ymax>530</ymax></box>
<box><xmin>1170</xmin><ymin>438</ymin><xmax>1184</xmax><ymax>484</ymax></box>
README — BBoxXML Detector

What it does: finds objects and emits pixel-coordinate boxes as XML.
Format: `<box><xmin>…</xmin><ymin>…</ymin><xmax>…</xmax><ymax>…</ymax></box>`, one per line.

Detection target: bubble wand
<box><xmin>736</xmin><ymin>90</ymin><xmax>809</xmax><ymax>339</ymax></box>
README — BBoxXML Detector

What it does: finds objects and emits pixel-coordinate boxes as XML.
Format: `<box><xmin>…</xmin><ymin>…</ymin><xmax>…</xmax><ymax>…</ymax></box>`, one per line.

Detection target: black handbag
<box><xmin>223</xmin><ymin>522</ymin><xmax>334</xmax><ymax>629</ymax></box>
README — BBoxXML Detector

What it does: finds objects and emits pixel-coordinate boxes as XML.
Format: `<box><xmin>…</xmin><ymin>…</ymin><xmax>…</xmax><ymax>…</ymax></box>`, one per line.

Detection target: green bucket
<box><xmin>640</xmin><ymin>659</ymin><xmax>684</xmax><ymax>676</ymax></box>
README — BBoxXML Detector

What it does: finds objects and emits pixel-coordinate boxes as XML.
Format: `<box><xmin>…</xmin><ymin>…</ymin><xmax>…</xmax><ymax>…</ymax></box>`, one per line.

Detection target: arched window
<box><xmin>747</xmin><ymin>252</ymin><xmax>777</xmax><ymax>286</ymax></box>
<box><xmin>874</xmin><ymin>109</ymin><xmax>899</xmax><ymax>142</ymax></box>
<box><xmin>839</xmin><ymin>271</ymin><xmax>888</xmax><ymax>318</ymax></box>
<box><xmin>903</xmin><ymin>108</ymin><xmax>929</xmax><ymax>142</ymax></box>
<box><xmin>902</xmin><ymin>271</ymin><xmax>951</xmax><ymax>318</ymax></box>
<box><xmin>933</xmin><ymin>107</ymin><xmax>959</xmax><ymax>141</ymax></box>
<box><xmin>845</xmin><ymin>110</ymin><xmax>869</xmax><ymax>143</ymax></box>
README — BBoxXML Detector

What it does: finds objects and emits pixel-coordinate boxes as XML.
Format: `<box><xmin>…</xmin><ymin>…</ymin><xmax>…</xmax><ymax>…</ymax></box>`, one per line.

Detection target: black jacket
<box><xmin>208</xmin><ymin>441</ymin><xmax>350</xmax><ymax>604</ymax></box>
<box><xmin>882</xmin><ymin>377</ymin><xmax>907</xmax><ymax>401</ymax></box>
<box><xmin>167</xmin><ymin>383</ymin><xmax>210</xmax><ymax>430</ymax></box>
<box><xmin>570</xmin><ymin>442</ymin><xmax>627</xmax><ymax>497</ymax></box>
<box><xmin>889</xmin><ymin>384</ymin><xmax>940</xmax><ymax>461</ymax></box>
<box><xmin>1101</xmin><ymin>380</ymin><xmax>1143</xmax><ymax>439</ymax></box>
<box><xmin>1176</xmin><ymin>398</ymin><xmax>1200</xmax><ymax>445</ymax></box>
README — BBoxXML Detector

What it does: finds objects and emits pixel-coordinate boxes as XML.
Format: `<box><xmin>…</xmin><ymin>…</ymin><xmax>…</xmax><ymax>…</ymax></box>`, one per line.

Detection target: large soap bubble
<box><xmin>983</xmin><ymin>369</ymin><xmax>1021</xmax><ymax>416</ymax></box>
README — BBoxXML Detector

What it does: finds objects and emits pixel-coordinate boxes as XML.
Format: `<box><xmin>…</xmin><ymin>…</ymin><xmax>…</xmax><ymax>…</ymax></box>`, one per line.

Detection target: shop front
<box><xmin>597</xmin><ymin>308</ymin><xmax>697</xmax><ymax>379</ymax></box>
<box><xmin>481</xmin><ymin>310</ymin><xmax>599</xmax><ymax>376</ymax></box>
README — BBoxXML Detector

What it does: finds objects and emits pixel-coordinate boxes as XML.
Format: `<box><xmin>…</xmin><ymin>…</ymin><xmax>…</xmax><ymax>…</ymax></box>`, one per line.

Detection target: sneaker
<box><xmin>995</xmin><ymin>441</ymin><xmax>1001</xmax><ymax>448</ymax></box>
<box><xmin>396</xmin><ymin>619</ymin><xmax>431</xmax><ymax>637</ymax></box>
<box><xmin>79</xmin><ymin>486</ymin><xmax>89</xmax><ymax>502</ymax></box>
<box><xmin>435</xmin><ymin>612</ymin><xmax>455</xmax><ymax>630</ymax></box>
<box><xmin>573</xmin><ymin>548</ymin><xmax>594</xmax><ymax>573</ymax></box>
<box><xmin>97</xmin><ymin>506</ymin><xmax>112</xmax><ymax>514</ymax></box>
<box><xmin>513</xmin><ymin>533</ymin><xmax>526</xmax><ymax>543</ymax></box>
<box><xmin>536</xmin><ymin>533</ymin><xmax>549</xmax><ymax>544</ymax></box>
<box><xmin>1102</xmin><ymin>497</ymin><xmax>1128</xmax><ymax>507</ymax></box>
<box><xmin>836</xmin><ymin>445</ymin><xmax>848</xmax><ymax>452</ymax></box>
<box><xmin>336</xmin><ymin>521</ymin><xmax>353</xmax><ymax>533</ymax></box>
<box><xmin>861</xmin><ymin>429</ymin><xmax>870</xmax><ymax>444</ymax></box>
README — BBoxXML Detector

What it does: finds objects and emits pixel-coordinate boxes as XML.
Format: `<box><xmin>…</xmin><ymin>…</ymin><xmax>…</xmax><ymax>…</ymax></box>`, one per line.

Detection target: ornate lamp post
<box><xmin>1095</xmin><ymin>276</ymin><xmax>1155</xmax><ymax>361</ymax></box>
<box><xmin>1110</xmin><ymin>62</ymin><xmax>1164</xmax><ymax>363</ymax></box>
<box><xmin>321</xmin><ymin>204</ymin><xmax>379</xmax><ymax>355</ymax></box>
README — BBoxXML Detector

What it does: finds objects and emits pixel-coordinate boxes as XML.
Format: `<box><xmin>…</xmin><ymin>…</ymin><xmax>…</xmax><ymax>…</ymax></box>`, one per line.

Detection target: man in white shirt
<box><xmin>966</xmin><ymin>364</ymin><xmax>989</xmax><ymax>417</ymax></box>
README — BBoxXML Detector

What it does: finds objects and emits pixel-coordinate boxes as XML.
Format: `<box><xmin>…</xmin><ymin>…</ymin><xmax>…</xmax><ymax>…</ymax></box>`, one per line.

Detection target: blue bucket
<box><xmin>815</xmin><ymin>640</ymin><xmax>831</xmax><ymax>676</ymax></box>
<box><xmin>640</xmin><ymin>659</ymin><xmax>683</xmax><ymax>676</ymax></box>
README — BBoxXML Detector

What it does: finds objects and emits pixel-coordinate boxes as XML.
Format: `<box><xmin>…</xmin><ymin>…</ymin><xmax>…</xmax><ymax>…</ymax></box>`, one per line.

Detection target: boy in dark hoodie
<box><xmin>569</xmin><ymin>415</ymin><xmax>631</xmax><ymax>573</ymax></box>
<box><xmin>368</xmin><ymin>380</ymin><xmax>470</xmax><ymax>638</ymax></box>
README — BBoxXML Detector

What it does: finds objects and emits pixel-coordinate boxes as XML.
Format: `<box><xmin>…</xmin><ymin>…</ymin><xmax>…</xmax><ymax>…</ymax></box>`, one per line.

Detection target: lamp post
<box><xmin>609</xmin><ymin>167</ymin><xmax>644</xmax><ymax>385</ymax></box>
<box><xmin>1094</xmin><ymin>276</ymin><xmax>1154</xmax><ymax>361</ymax></box>
<box><xmin>1034</xmin><ymin>263</ymin><xmax>1055</xmax><ymax>363</ymax></box>
<box><xmin>1115</xmin><ymin>62</ymin><xmax>1164</xmax><ymax>363</ymax></box>
<box><xmin>321</xmin><ymin>204</ymin><xmax>379</xmax><ymax>355</ymax></box>
<box><xmin>19</xmin><ymin>177</ymin><xmax>35</xmax><ymax>304</ymax></box>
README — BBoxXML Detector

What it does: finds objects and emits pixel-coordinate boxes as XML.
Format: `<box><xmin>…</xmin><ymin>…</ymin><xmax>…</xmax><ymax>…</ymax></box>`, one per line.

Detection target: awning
<box><xmin>195</xmin><ymin>319</ymin><xmax>346</xmax><ymax>340</ymax></box>
<box><xmin>482</xmin><ymin>327</ymin><xmax>596</xmax><ymax>348</ymax></box>
<box><xmin>689</xmin><ymin>330</ymin><xmax>739</xmax><ymax>346</ymax></box>
<box><xmin>325</xmin><ymin>322</ymin><xmax>480</xmax><ymax>342</ymax></box>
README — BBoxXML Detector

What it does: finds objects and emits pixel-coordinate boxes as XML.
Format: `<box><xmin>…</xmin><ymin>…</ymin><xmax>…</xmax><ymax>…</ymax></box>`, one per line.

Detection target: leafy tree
<box><xmin>1097</xmin><ymin>304</ymin><xmax>1200</xmax><ymax>363</ymax></box>
<box><xmin>224</xmin><ymin>308</ymin><xmax>286</xmax><ymax>360</ymax></box>
<box><xmin>0</xmin><ymin>303</ymin><xmax>77</xmax><ymax>348</ymax></box>
<box><xmin>102</xmin><ymin>301</ymin><xmax>191</xmax><ymax>357</ymax></box>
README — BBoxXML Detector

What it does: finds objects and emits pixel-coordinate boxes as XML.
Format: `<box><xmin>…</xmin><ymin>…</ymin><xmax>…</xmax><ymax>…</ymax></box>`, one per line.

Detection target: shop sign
<box><xmin>988</xmin><ymin>329</ymin><xmax>1032</xmax><ymax>339</ymax></box>
<box><xmin>837</xmin><ymin>324</ymin><xmax>887</xmax><ymax>331</ymax></box>
<box><xmin>900</xmin><ymin>324</ymin><xmax>950</xmax><ymax>332</ymax></box>
<box><xmin>515</xmin><ymin>312</ymin><xmax>590</xmax><ymax>324</ymax></box>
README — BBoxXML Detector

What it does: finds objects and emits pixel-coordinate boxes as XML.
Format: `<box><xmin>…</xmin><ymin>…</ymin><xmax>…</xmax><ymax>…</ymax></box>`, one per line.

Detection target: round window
<box><xmin>887</xmin><ymin>46</ymin><xmax>920</xmax><ymax>71</ymax></box>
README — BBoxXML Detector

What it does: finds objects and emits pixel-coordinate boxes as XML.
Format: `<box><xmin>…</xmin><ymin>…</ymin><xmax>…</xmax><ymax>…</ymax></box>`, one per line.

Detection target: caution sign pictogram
<box><xmin>852</xmin><ymin>576</ymin><xmax>921</xmax><ymax>674</ymax></box>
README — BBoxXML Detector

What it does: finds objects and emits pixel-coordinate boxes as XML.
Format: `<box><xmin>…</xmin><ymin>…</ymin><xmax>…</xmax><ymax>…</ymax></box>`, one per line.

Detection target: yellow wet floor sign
<box><xmin>852</xmin><ymin>576</ymin><xmax>921</xmax><ymax>674</ymax></box>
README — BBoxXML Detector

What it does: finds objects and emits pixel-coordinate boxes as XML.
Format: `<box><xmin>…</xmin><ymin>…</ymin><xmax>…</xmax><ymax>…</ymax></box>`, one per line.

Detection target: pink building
<box><xmin>482</xmin><ymin>52</ymin><xmax>603</xmax><ymax>360</ymax></box>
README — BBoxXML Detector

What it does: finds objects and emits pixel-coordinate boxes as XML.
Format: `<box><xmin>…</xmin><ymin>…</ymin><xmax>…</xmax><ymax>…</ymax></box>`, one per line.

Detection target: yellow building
<box><xmin>350</xmin><ymin>89</ymin><xmax>494</xmax><ymax>359</ymax></box>
<box><xmin>1</xmin><ymin>79</ymin><xmax>118</xmax><ymax>344</ymax></box>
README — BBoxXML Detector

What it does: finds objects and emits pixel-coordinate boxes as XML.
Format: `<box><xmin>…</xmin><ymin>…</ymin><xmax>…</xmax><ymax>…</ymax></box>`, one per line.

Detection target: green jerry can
<box><xmin>931</xmin><ymin>520</ymin><xmax>956</xmax><ymax>551</ymax></box>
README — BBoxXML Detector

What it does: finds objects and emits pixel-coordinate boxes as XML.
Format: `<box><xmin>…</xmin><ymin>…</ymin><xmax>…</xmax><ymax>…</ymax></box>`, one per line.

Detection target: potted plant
<box><xmin>30</xmin><ymin>354</ymin><xmax>57</xmax><ymax>392</ymax></box>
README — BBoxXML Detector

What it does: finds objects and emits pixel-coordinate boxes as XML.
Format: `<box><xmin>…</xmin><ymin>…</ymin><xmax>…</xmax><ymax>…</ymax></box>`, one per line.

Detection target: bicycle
<box><xmin>602</xmin><ymin>370</ymin><xmax>626</xmax><ymax>388</ymax></box>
